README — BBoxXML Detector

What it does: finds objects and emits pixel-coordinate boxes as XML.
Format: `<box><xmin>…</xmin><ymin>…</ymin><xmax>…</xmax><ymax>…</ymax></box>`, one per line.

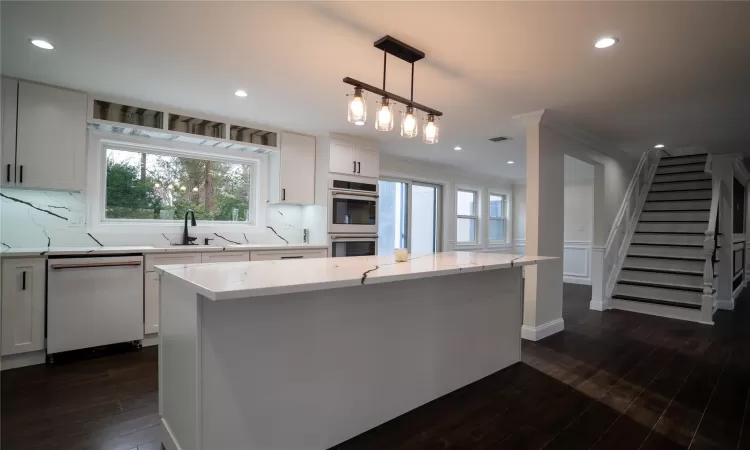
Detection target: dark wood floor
<box><xmin>3</xmin><ymin>284</ymin><xmax>749</xmax><ymax>450</ymax></box>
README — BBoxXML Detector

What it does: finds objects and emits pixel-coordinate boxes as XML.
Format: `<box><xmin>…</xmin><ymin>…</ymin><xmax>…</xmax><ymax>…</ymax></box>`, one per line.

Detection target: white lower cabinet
<box><xmin>250</xmin><ymin>249</ymin><xmax>327</xmax><ymax>261</ymax></box>
<box><xmin>144</xmin><ymin>253</ymin><xmax>201</xmax><ymax>335</ymax></box>
<box><xmin>1</xmin><ymin>258</ymin><xmax>46</xmax><ymax>356</ymax></box>
<box><xmin>201</xmin><ymin>251</ymin><xmax>250</xmax><ymax>263</ymax></box>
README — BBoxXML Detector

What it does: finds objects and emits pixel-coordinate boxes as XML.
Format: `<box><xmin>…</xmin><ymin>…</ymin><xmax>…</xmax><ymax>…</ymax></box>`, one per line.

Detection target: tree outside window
<box><xmin>489</xmin><ymin>193</ymin><xmax>506</xmax><ymax>242</ymax></box>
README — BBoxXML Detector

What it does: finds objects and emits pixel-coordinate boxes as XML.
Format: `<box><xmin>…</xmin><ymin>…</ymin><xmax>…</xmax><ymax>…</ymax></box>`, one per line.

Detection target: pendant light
<box><xmin>347</xmin><ymin>87</ymin><xmax>367</xmax><ymax>126</ymax></box>
<box><xmin>401</xmin><ymin>106</ymin><xmax>419</xmax><ymax>138</ymax></box>
<box><xmin>375</xmin><ymin>97</ymin><xmax>394</xmax><ymax>131</ymax></box>
<box><xmin>423</xmin><ymin>114</ymin><xmax>439</xmax><ymax>144</ymax></box>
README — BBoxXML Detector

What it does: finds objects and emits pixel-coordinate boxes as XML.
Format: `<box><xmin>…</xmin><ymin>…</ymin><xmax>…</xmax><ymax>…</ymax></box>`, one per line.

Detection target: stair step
<box><xmin>647</xmin><ymin>190</ymin><xmax>712</xmax><ymax>201</ymax></box>
<box><xmin>621</xmin><ymin>266</ymin><xmax>714</xmax><ymax>277</ymax></box>
<box><xmin>643</xmin><ymin>199</ymin><xmax>711</xmax><ymax>211</ymax></box>
<box><xmin>649</xmin><ymin>180</ymin><xmax>712</xmax><ymax>192</ymax></box>
<box><xmin>611</xmin><ymin>294</ymin><xmax>702</xmax><ymax>310</ymax></box>
<box><xmin>658</xmin><ymin>154</ymin><xmax>708</xmax><ymax>167</ymax></box>
<box><xmin>656</xmin><ymin>163</ymin><xmax>706</xmax><ymax>175</ymax></box>
<box><xmin>640</xmin><ymin>210</ymin><xmax>710</xmax><ymax>222</ymax></box>
<box><xmin>620</xmin><ymin>270</ymin><xmax>705</xmax><ymax>289</ymax></box>
<box><xmin>624</xmin><ymin>256</ymin><xmax>705</xmax><ymax>273</ymax></box>
<box><xmin>629</xmin><ymin>244</ymin><xmax>704</xmax><ymax>259</ymax></box>
<box><xmin>618</xmin><ymin>278</ymin><xmax>704</xmax><ymax>292</ymax></box>
<box><xmin>613</xmin><ymin>283</ymin><xmax>703</xmax><ymax>306</ymax></box>
<box><xmin>636</xmin><ymin>222</ymin><xmax>709</xmax><ymax>233</ymax></box>
<box><xmin>631</xmin><ymin>233</ymin><xmax>705</xmax><ymax>246</ymax></box>
<box><xmin>652</xmin><ymin>171</ymin><xmax>711</xmax><ymax>184</ymax></box>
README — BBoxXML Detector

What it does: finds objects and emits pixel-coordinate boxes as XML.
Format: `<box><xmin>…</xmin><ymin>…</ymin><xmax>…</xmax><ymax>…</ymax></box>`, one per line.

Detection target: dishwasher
<box><xmin>47</xmin><ymin>255</ymin><xmax>144</xmax><ymax>355</ymax></box>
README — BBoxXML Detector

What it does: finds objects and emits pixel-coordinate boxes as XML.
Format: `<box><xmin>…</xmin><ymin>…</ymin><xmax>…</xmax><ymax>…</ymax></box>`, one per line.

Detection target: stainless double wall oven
<box><xmin>328</xmin><ymin>178</ymin><xmax>378</xmax><ymax>257</ymax></box>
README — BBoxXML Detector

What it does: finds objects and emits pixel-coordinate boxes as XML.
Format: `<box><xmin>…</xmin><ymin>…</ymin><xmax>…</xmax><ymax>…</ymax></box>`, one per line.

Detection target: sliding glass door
<box><xmin>378</xmin><ymin>179</ymin><xmax>442</xmax><ymax>256</ymax></box>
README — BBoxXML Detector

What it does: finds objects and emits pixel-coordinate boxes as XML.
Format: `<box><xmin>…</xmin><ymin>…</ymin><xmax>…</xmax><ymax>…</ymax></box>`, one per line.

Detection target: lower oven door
<box><xmin>329</xmin><ymin>235</ymin><xmax>378</xmax><ymax>257</ymax></box>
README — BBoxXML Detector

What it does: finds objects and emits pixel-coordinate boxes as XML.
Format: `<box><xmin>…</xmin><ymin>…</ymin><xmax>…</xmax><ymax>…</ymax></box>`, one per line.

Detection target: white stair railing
<box><xmin>603</xmin><ymin>148</ymin><xmax>662</xmax><ymax>299</ymax></box>
<box><xmin>702</xmin><ymin>170</ymin><xmax>720</xmax><ymax>324</ymax></box>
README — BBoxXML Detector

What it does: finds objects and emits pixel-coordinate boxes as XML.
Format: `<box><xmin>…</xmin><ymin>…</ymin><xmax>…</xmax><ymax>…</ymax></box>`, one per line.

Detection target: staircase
<box><xmin>610</xmin><ymin>153</ymin><xmax>719</xmax><ymax>324</ymax></box>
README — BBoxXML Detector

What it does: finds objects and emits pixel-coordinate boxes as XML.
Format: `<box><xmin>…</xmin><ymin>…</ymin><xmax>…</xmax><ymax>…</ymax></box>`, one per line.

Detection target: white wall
<box><xmin>513</xmin><ymin>179</ymin><xmax>594</xmax><ymax>284</ymax></box>
<box><xmin>379</xmin><ymin>153</ymin><xmax>514</xmax><ymax>253</ymax></box>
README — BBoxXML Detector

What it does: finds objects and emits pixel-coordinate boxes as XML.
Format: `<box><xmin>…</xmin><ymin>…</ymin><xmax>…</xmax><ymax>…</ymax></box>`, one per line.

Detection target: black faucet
<box><xmin>182</xmin><ymin>210</ymin><xmax>197</xmax><ymax>245</ymax></box>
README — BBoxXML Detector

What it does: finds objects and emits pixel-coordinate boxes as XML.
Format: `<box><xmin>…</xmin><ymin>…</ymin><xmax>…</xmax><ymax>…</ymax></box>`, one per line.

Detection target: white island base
<box><xmin>156</xmin><ymin>252</ymin><xmax>553</xmax><ymax>450</ymax></box>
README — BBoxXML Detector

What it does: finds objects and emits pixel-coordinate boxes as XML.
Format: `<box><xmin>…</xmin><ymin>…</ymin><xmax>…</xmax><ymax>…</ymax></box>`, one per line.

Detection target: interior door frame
<box><xmin>379</xmin><ymin>177</ymin><xmax>443</xmax><ymax>254</ymax></box>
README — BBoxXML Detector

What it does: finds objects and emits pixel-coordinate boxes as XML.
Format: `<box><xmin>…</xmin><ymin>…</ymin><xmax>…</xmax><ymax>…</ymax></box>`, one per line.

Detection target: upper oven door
<box><xmin>329</xmin><ymin>191</ymin><xmax>378</xmax><ymax>234</ymax></box>
<box><xmin>329</xmin><ymin>235</ymin><xmax>378</xmax><ymax>257</ymax></box>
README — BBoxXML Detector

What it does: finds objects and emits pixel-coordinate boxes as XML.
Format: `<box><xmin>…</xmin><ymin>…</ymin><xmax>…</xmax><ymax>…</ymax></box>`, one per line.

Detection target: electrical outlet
<box><xmin>68</xmin><ymin>214</ymin><xmax>84</xmax><ymax>227</ymax></box>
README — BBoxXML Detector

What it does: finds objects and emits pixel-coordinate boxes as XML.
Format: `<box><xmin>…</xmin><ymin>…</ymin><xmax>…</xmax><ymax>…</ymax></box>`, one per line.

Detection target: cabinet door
<box><xmin>1</xmin><ymin>78</ymin><xmax>18</xmax><ymax>186</ymax></box>
<box><xmin>16</xmin><ymin>81</ymin><xmax>87</xmax><ymax>190</ymax></box>
<box><xmin>329</xmin><ymin>139</ymin><xmax>356</xmax><ymax>175</ymax></box>
<box><xmin>201</xmin><ymin>251</ymin><xmax>250</xmax><ymax>263</ymax></box>
<box><xmin>250</xmin><ymin>249</ymin><xmax>327</xmax><ymax>261</ymax></box>
<box><xmin>144</xmin><ymin>253</ymin><xmax>201</xmax><ymax>335</ymax></box>
<box><xmin>280</xmin><ymin>132</ymin><xmax>315</xmax><ymax>205</ymax></box>
<box><xmin>1</xmin><ymin>258</ymin><xmax>46</xmax><ymax>356</ymax></box>
<box><xmin>356</xmin><ymin>144</ymin><xmax>380</xmax><ymax>178</ymax></box>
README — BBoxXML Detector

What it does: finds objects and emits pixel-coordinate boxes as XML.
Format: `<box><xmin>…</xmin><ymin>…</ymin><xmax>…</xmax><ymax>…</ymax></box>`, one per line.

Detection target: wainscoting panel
<box><xmin>514</xmin><ymin>240</ymin><xmax>591</xmax><ymax>285</ymax></box>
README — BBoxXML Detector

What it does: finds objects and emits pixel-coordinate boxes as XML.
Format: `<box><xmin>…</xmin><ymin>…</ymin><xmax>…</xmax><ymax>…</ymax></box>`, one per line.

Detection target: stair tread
<box><xmin>611</xmin><ymin>294</ymin><xmax>702</xmax><ymax>310</ymax></box>
<box><xmin>617</xmin><ymin>279</ymin><xmax>704</xmax><ymax>292</ymax></box>
<box><xmin>627</xmin><ymin>254</ymin><xmax>704</xmax><ymax>261</ymax></box>
<box><xmin>652</xmin><ymin>179</ymin><xmax>711</xmax><ymax>184</ymax></box>
<box><xmin>660</xmin><ymin>153</ymin><xmax>708</xmax><ymax>159</ymax></box>
<box><xmin>629</xmin><ymin>243</ymin><xmax>705</xmax><ymax>247</ymax></box>
<box><xmin>645</xmin><ymin>198</ymin><xmax>711</xmax><ymax>203</ymax></box>
<box><xmin>622</xmin><ymin>266</ymin><xmax>711</xmax><ymax>277</ymax></box>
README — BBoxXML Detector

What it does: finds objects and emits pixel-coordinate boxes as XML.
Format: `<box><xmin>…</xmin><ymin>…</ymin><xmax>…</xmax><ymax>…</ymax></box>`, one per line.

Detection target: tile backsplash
<box><xmin>0</xmin><ymin>188</ymin><xmax>326</xmax><ymax>249</ymax></box>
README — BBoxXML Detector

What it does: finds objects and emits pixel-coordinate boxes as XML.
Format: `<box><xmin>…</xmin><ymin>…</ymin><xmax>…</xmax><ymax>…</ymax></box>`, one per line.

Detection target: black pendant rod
<box><xmin>410</xmin><ymin>62</ymin><xmax>414</xmax><ymax>102</ymax></box>
<box><xmin>382</xmin><ymin>51</ymin><xmax>387</xmax><ymax>91</ymax></box>
<box><xmin>343</xmin><ymin>77</ymin><xmax>442</xmax><ymax>116</ymax></box>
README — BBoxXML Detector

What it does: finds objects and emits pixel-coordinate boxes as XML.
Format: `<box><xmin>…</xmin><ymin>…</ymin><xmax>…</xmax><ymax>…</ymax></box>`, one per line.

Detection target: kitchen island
<box><xmin>155</xmin><ymin>251</ymin><xmax>554</xmax><ymax>450</ymax></box>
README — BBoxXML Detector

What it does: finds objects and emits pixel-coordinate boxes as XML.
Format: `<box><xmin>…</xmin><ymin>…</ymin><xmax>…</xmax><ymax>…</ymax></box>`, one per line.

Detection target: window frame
<box><xmin>456</xmin><ymin>188</ymin><xmax>479</xmax><ymax>245</ymax></box>
<box><xmin>488</xmin><ymin>192</ymin><xmax>508</xmax><ymax>244</ymax></box>
<box><xmin>86</xmin><ymin>132</ymin><xmax>267</xmax><ymax>234</ymax></box>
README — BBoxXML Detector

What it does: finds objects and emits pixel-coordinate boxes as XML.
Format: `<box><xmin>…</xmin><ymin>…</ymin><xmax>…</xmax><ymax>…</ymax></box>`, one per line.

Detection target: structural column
<box><xmin>515</xmin><ymin>110</ymin><xmax>564</xmax><ymax>341</ymax></box>
<box><xmin>590</xmin><ymin>164</ymin><xmax>608</xmax><ymax>311</ymax></box>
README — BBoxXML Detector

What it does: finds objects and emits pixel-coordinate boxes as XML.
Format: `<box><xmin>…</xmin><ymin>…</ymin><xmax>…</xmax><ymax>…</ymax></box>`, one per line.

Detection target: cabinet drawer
<box><xmin>145</xmin><ymin>253</ymin><xmax>202</xmax><ymax>272</ymax></box>
<box><xmin>201</xmin><ymin>251</ymin><xmax>250</xmax><ymax>263</ymax></box>
<box><xmin>250</xmin><ymin>249</ymin><xmax>327</xmax><ymax>261</ymax></box>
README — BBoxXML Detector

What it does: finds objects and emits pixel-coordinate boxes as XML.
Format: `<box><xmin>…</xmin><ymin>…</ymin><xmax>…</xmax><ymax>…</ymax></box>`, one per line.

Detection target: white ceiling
<box><xmin>2</xmin><ymin>1</ymin><xmax>749</xmax><ymax>182</ymax></box>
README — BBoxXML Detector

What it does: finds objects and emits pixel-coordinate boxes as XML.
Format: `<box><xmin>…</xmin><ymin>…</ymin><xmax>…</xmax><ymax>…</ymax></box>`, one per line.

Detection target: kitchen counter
<box><xmin>0</xmin><ymin>243</ymin><xmax>328</xmax><ymax>258</ymax></box>
<box><xmin>158</xmin><ymin>251</ymin><xmax>555</xmax><ymax>450</ymax></box>
<box><xmin>156</xmin><ymin>251</ymin><xmax>553</xmax><ymax>301</ymax></box>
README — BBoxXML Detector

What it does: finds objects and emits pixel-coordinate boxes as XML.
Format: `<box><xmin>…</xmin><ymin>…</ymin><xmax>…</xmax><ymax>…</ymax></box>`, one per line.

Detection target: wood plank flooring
<box><xmin>2</xmin><ymin>283</ymin><xmax>749</xmax><ymax>450</ymax></box>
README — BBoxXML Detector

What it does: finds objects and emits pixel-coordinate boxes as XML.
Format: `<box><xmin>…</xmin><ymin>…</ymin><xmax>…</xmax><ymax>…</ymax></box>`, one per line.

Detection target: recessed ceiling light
<box><xmin>507</xmin><ymin>160</ymin><xmax>515</xmax><ymax>164</ymax></box>
<box><xmin>30</xmin><ymin>39</ymin><xmax>54</xmax><ymax>50</ymax></box>
<box><xmin>234</xmin><ymin>89</ymin><xmax>248</xmax><ymax>98</ymax></box>
<box><xmin>454</xmin><ymin>146</ymin><xmax>462</xmax><ymax>151</ymax></box>
<box><xmin>654</xmin><ymin>144</ymin><xmax>665</xmax><ymax>148</ymax></box>
<box><xmin>594</xmin><ymin>37</ymin><xmax>618</xmax><ymax>49</ymax></box>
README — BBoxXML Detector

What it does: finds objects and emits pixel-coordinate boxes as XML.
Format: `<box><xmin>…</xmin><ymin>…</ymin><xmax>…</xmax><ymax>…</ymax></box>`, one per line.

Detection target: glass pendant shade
<box><xmin>423</xmin><ymin>114</ymin><xmax>439</xmax><ymax>144</ymax></box>
<box><xmin>375</xmin><ymin>97</ymin><xmax>394</xmax><ymax>131</ymax></box>
<box><xmin>401</xmin><ymin>106</ymin><xmax>419</xmax><ymax>138</ymax></box>
<box><xmin>347</xmin><ymin>87</ymin><xmax>367</xmax><ymax>126</ymax></box>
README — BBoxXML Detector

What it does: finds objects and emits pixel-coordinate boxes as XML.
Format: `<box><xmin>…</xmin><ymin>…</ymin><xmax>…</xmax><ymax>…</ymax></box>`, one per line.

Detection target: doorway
<box><xmin>378</xmin><ymin>179</ymin><xmax>442</xmax><ymax>256</ymax></box>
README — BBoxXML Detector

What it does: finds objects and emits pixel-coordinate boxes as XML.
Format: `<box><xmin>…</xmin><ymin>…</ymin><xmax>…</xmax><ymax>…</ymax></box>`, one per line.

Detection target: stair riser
<box><xmin>650</xmin><ymin>180</ymin><xmax>712</xmax><ymax>192</ymax></box>
<box><xmin>624</xmin><ymin>256</ymin><xmax>704</xmax><ymax>273</ymax></box>
<box><xmin>613</xmin><ymin>284</ymin><xmax>703</xmax><ymax>305</ymax></box>
<box><xmin>629</xmin><ymin>245</ymin><xmax>704</xmax><ymax>259</ymax></box>
<box><xmin>619</xmin><ymin>270</ymin><xmax>705</xmax><ymax>289</ymax></box>
<box><xmin>647</xmin><ymin>190</ymin><xmax>712</xmax><ymax>201</ymax></box>
<box><xmin>643</xmin><ymin>200</ymin><xmax>711</xmax><ymax>211</ymax></box>
<box><xmin>631</xmin><ymin>234</ymin><xmax>705</xmax><ymax>246</ymax></box>
<box><xmin>640</xmin><ymin>211</ymin><xmax>709</xmax><ymax>222</ymax></box>
<box><xmin>636</xmin><ymin>222</ymin><xmax>708</xmax><ymax>233</ymax></box>
<box><xmin>659</xmin><ymin>155</ymin><xmax>707</xmax><ymax>166</ymax></box>
<box><xmin>656</xmin><ymin>163</ymin><xmax>706</xmax><ymax>175</ymax></box>
<box><xmin>653</xmin><ymin>172</ymin><xmax>711</xmax><ymax>183</ymax></box>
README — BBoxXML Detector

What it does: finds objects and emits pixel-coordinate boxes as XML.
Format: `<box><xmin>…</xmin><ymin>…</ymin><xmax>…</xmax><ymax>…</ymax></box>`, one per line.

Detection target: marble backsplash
<box><xmin>0</xmin><ymin>188</ymin><xmax>326</xmax><ymax>250</ymax></box>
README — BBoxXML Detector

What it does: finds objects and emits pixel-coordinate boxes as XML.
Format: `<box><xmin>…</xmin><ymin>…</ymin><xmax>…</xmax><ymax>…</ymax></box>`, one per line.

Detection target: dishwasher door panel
<box><xmin>47</xmin><ymin>256</ymin><xmax>144</xmax><ymax>354</ymax></box>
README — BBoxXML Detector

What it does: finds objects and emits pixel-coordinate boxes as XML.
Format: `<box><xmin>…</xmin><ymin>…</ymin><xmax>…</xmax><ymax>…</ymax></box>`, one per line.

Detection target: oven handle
<box><xmin>330</xmin><ymin>235</ymin><xmax>378</xmax><ymax>240</ymax></box>
<box><xmin>331</xmin><ymin>191</ymin><xmax>379</xmax><ymax>198</ymax></box>
<box><xmin>51</xmin><ymin>261</ymin><xmax>142</xmax><ymax>270</ymax></box>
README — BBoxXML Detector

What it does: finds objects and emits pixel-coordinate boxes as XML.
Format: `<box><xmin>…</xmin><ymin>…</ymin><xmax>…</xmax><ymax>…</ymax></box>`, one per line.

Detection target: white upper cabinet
<box><xmin>329</xmin><ymin>136</ymin><xmax>379</xmax><ymax>178</ymax></box>
<box><xmin>269</xmin><ymin>132</ymin><xmax>316</xmax><ymax>205</ymax></box>
<box><xmin>2</xmin><ymin>79</ymin><xmax>87</xmax><ymax>190</ymax></box>
<box><xmin>1</xmin><ymin>258</ymin><xmax>46</xmax><ymax>356</ymax></box>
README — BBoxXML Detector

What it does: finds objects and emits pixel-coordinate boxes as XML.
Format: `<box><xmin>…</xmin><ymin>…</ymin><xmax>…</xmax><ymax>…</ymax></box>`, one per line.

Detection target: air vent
<box><xmin>489</xmin><ymin>136</ymin><xmax>510</xmax><ymax>142</ymax></box>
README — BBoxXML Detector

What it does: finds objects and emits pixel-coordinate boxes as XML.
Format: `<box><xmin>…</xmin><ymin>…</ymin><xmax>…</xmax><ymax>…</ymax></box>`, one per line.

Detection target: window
<box><xmin>489</xmin><ymin>193</ymin><xmax>507</xmax><ymax>242</ymax></box>
<box><xmin>378</xmin><ymin>179</ymin><xmax>442</xmax><ymax>255</ymax></box>
<box><xmin>456</xmin><ymin>189</ymin><xmax>478</xmax><ymax>244</ymax></box>
<box><xmin>103</xmin><ymin>145</ymin><xmax>257</xmax><ymax>224</ymax></box>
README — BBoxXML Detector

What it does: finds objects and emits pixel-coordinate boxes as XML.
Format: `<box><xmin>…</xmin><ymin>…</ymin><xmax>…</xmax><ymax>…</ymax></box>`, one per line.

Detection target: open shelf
<box><xmin>230</xmin><ymin>125</ymin><xmax>277</xmax><ymax>147</ymax></box>
<box><xmin>168</xmin><ymin>114</ymin><xmax>226</xmax><ymax>139</ymax></box>
<box><xmin>93</xmin><ymin>100</ymin><xmax>164</xmax><ymax>129</ymax></box>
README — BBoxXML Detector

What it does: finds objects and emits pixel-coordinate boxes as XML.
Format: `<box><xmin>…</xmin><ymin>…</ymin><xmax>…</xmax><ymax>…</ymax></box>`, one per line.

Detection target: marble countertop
<box><xmin>156</xmin><ymin>251</ymin><xmax>557</xmax><ymax>301</ymax></box>
<box><xmin>0</xmin><ymin>244</ymin><xmax>328</xmax><ymax>258</ymax></box>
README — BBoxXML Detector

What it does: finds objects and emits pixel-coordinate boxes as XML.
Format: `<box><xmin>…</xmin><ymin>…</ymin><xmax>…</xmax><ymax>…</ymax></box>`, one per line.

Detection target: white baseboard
<box><xmin>589</xmin><ymin>298</ymin><xmax>609</xmax><ymax>311</ymax></box>
<box><xmin>564</xmin><ymin>276</ymin><xmax>591</xmax><ymax>285</ymax></box>
<box><xmin>1</xmin><ymin>350</ymin><xmax>46</xmax><ymax>371</ymax></box>
<box><xmin>715</xmin><ymin>298</ymin><xmax>735</xmax><ymax>311</ymax></box>
<box><xmin>521</xmin><ymin>318</ymin><xmax>564</xmax><ymax>341</ymax></box>
<box><xmin>142</xmin><ymin>333</ymin><xmax>159</xmax><ymax>347</ymax></box>
<box><xmin>162</xmin><ymin>419</ymin><xmax>182</xmax><ymax>450</ymax></box>
<box><xmin>611</xmin><ymin>298</ymin><xmax>713</xmax><ymax>325</ymax></box>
